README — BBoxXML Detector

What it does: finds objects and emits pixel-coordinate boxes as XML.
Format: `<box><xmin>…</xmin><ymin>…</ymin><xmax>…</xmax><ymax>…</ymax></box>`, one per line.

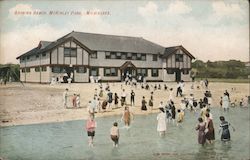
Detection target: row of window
<box><xmin>21</xmin><ymin>67</ymin><xmax>47</xmax><ymax>73</ymax></box>
<box><xmin>22</xmin><ymin>49</ymin><xmax>184</xmax><ymax>63</ymax></box>
<box><xmin>51</xmin><ymin>66</ymin><xmax>87</xmax><ymax>73</ymax></box>
<box><xmin>90</xmin><ymin>51</ymin><xmax>159</xmax><ymax>61</ymax></box>
<box><xmin>90</xmin><ymin>68</ymin><xmax>159</xmax><ymax>77</ymax></box>
<box><xmin>167</xmin><ymin>69</ymin><xmax>189</xmax><ymax>75</ymax></box>
<box><xmin>21</xmin><ymin>66</ymin><xmax>189</xmax><ymax>75</ymax></box>
<box><xmin>105</xmin><ymin>52</ymin><xmax>147</xmax><ymax>61</ymax></box>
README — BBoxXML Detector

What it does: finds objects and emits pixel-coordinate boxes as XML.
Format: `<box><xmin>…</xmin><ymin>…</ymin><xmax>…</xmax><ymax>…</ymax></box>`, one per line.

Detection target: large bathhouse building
<box><xmin>16</xmin><ymin>31</ymin><xmax>195</xmax><ymax>83</ymax></box>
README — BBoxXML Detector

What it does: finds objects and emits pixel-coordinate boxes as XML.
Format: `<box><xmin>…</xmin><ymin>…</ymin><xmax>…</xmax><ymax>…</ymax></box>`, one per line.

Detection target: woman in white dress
<box><xmin>157</xmin><ymin>108</ymin><xmax>167</xmax><ymax>137</ymax></box>
<box><xmin>222</xmin><ymin>93</ymin><xmax>229</xmax><ymax>112</ymax></box>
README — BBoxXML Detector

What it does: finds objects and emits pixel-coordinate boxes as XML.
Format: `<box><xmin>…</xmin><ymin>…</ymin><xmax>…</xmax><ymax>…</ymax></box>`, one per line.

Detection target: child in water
<box><xmin>110</xmin><ymin>122</ymin><xmax>120</xmax><ymax>147</ymax></box>
<box><xmin>86</xmin><ymin>116</ymin><xmax>97</xmax><ymax>147</ymax></box>
<box><xmin>121</xmin><ymin>106</ymin><xmax>134</xmax><ymax>129</ymax></box>
<box><xmin>219</xmin><ymin>116</ymin><xmax>235</xmax><ymax>142</ymax></box>
<box><xmin>177</xmin><ymin>109</ymin><xmax>185</xmax><ymax>127</ymax></box>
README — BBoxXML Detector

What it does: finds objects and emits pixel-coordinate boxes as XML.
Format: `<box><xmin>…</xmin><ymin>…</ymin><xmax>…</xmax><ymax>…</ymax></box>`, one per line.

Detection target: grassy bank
<box><xmin>195</xmin><ymin>78</ymin><xmax>249</xmax><ymax>83</ymax></box>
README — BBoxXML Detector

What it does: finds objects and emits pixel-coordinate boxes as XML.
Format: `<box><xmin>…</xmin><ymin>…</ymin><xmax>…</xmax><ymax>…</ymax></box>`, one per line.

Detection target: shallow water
<box><xmin>1</xmin><ymin>107</ymin><xmax>249</xmax><ymax>160</ymax></box>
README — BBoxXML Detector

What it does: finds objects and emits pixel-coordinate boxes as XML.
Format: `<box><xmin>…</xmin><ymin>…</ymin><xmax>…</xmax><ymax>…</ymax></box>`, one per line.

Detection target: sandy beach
<box><xmin>0</xmin><ymin>81</ymin><xmax>249</xmax><ymax>127</ymax></box>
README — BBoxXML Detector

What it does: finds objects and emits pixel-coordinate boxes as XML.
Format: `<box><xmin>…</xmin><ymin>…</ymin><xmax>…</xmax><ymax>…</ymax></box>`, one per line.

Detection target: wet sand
<box><xmin>0</xmin><ymin>81</ymin><xmax>249</xmax><ymax>126</ymax></box>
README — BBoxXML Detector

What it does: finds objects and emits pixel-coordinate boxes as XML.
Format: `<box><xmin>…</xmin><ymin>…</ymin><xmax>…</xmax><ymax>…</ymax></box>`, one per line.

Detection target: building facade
<box><xmin>16</xmin><ymin>31</ymin><xmax>195</xmax><ymax>83</ymax></box>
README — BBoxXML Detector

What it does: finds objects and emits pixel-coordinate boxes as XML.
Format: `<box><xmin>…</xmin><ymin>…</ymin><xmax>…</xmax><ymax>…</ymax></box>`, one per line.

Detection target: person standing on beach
<box><xmin>168</xmin><ymin>88</ymin><xmax>174</xmax><ymax>101</ymax></box>
<box><xmin>63</xmin><ymin>88</ymin><xmax>69</xmax><ymax>108</ymax></box>
<box><xmin>157</xmin><ymin>107</ymin><xmax>167</xmax><ymax>137</ymax></box>
<box><xmin>72</xmin><ymin>94</ymin><xmax>77</xmax><ymax>108</ymax></box>
<box><xmin>224</xmin><ymin>90</ymin><xmax>230</xmax><ymax>101</ymax></box>
<box><xmin>205</xmin><ymin>113</ymin><xmax>215</xmax><ymax>144</ymax></box>
<box><xmin>141</xmin><ymin>96</ymin><xmax>147</xmax><ymax>111</ymax></box>
<box><xmin>121</xmin><ymin>89</ymin><xmax>127</xmax><ymax>106</ymax></box>
<box><xmin>110</xmin><ymin>122</ymin><xmax>120</xmax><ymax>147</ymax></box>
<box><xmin>176</xmin><ymin>82</ymin><xmax>182</xmax><ymax>97</ymax></box>
<box><xmin>85</xmin><ymin>116</ymin><xmax>97</xmax><ymax>147</ymax></box>
<box><xmin>170</xmin><ymin>100</ymin><xmax>176</xmax><ymax>125</ymax></box>
<box><xmin>87</xmin><ymin>101</ymin><xmax>95</xmax><ymax>117</ymax></box>
<box><xmin>204</xmin><ymin>79</ymin><xmax>209</xmax><ymax>89</ymax></box>
<box><xmin>149</xmin><ymin>92</ymin><xmax>154</xmax><ymax>110</ymax></box>
<box><xmin>219</xmin><ymin>116</ymin><xmax>235</xmax><ymax>142</ymax></box>
<box><xmin>195</xmin><ymin>117</ymin><xmax>206</xmax><ymax>146</ymax></box>
<box><xmin>114</xmin><ymin>93</ymin><xmax>119</xmax><ymax>108</ymax></box>
<box><xmin>107</xmin><ymin>90</ymin><xmax>113</xmax><ymax>110</ymax></box>
<box><xmin>76</xmin><ymin>94</ymin><xmax>80</xmax><ymax>108</ymax></box>
<box><xmin>130</xmin><ymin>90</ymin><xmax>135</xmax><ymax>107</ymax></box>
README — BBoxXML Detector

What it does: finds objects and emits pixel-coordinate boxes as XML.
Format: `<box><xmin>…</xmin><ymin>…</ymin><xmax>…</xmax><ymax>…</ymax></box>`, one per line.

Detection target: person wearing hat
<box><xmin>157</xmin><ymin>107</ymin><xmax>167</xmax><ymax>137</ymax></box>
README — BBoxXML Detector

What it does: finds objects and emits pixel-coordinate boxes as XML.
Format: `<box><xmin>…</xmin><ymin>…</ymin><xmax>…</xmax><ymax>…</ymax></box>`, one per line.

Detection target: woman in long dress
<box><xmin>205</xmin><ymin>113</ymin><xmax>215</xmax><ymax>144</ymax></box>
<box><xmin>157</xmin><ymin>108</ymin><xmax>167</xmax><ymax>137</ymax></box>
<box><xmin>222</xmin><ymin>93</ymin><xmax>230</xmax><ymax>112</ymax></box>
<box><xmin>170</xmin><ymin>101</ymin><xmax>176</xmax><ymax>125</ymax></box>
<box><xmin>195</xmin><ymin>117</ymin><xmax>206</xmax><ymax>146</ymax></box>
<box><xmin>141</xmin><ymin>96</ymin><xmax>147</xmax><ymax>111</ymax></box>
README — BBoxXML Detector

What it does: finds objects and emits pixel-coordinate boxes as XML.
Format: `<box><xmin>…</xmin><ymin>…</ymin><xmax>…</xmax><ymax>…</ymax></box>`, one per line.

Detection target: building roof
<box><xmin>162</xmin><ymin>45</ymin><xmax>195</xmax><ymax>59</ymax></box>
<box><xmin>64</xmin><ymin>31</ymin><xmax>165</xmax><ymax>54</ymax></box>
<box><xmin>16</xmin><ymin>41</ymin><xmax>51</xmax><ymax>59</ymax></box>
<box><xmin>16</xmin><ymin>31</ymin><xmax>195</xmax><ymax>59</ymax></box>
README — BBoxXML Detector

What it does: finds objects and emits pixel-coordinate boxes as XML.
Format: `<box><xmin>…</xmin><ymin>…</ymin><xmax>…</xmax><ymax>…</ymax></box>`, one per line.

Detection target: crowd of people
<box><xmin>62</xmin><ymin>79</ymin><xmax>249</xmax><ymax>148</ymax></box>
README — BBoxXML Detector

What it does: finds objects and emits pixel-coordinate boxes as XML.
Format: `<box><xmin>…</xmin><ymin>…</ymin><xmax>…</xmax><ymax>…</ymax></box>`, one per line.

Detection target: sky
<box><xmin>0</xmin><ymin>0</ymin><xmax>249</xmax><ymax>64</ymax></box>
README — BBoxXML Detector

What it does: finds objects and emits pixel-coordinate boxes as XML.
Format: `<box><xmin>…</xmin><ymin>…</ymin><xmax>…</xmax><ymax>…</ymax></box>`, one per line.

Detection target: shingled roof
<box><xmin>16</xmin><ymin>31</ymin><xmax>195</xmax><ymax>60</ymax></box>
<box><xmin>17</xmin><ymin>31</ymin><xmax>166</xmax><ymax>59</ymax></box>
<box><xmin>66</xmin><ymin>31</ymin><xmax>165</xmax><ymax>54</ymax></box>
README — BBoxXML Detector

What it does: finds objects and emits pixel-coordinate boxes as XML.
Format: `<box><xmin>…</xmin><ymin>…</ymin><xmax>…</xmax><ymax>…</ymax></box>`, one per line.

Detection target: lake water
<box><xmin>1</xmin><ymin>107</ymin><xmax>249</xmax><ymax>160</ymax></box>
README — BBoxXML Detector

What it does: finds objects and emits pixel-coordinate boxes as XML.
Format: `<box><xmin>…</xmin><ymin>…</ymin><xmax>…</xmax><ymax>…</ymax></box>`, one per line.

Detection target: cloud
<box><xmin>8</xmin><ymin>4</ymin><xmax>40</xmax><ymax>21</ymax></box>
<box><xmin>166</xmin><ymin>1</ymin><xmax>192</xmax><ymax>15</ymax></box>
<box><xmin>212</xmin><ymin>1</ymin><xmax>244</xmax><ymax>20</ymax></box>
<box><xmin>138</xmin><ymin>1</ymin><xmax>158</xmax><ymax>17</ymax></box>
<box><xmin>1</xmin><ymin>2</ymin><xmax>248</xmax><ymax>64</ymax></box>
<box><xmin>0</xmin><ymin>23</ymin><xmax>70</xmax><ymax>64</ymax></box>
